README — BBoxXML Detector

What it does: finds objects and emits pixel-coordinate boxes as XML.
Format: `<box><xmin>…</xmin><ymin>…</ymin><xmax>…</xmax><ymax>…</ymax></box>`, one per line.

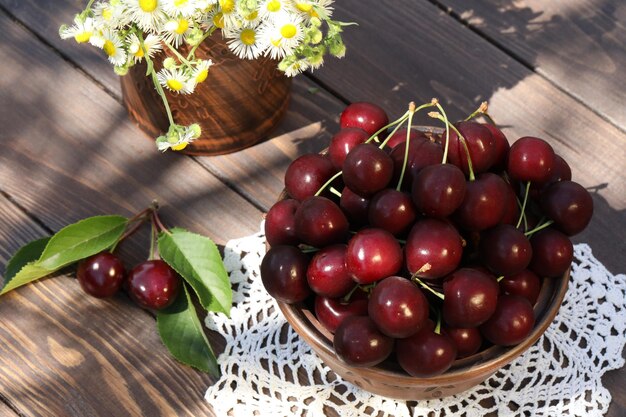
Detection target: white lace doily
<box><xmin>205</xmin><ymin>225</ymin><xmax>626</xmax><ymax>417</ymax></box>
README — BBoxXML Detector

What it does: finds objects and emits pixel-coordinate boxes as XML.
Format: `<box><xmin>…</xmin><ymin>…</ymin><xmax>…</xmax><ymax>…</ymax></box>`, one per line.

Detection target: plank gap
<box><xmin>303</xmin><ymin>72</ymin><xmax>351</xmax><ymax>106</ymax></box>
<box><xmin>0</xmin><ymin>392</ymin><xmax>25</xmax><ymax>417</ymax></box>
<box><xmin>0</xmin><ymin>189</ymin><xmax>53</xmax><ymax>236</ymax></box>
<box><xmin>424</xmin><ymin>0</ymin><xmax>626</xmax><ymax>135</ymax></box>
<box><xmin>0</xmin><ymin>4</ymin><xmax>122</xmax><ymax>105</ymax></box>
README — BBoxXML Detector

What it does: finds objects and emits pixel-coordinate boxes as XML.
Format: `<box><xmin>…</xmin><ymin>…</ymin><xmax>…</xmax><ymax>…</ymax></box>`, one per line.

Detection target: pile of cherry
<box><xmin>261</xmin><ymin>100</ymin><xmax>593</xmax><ymax>378</ymax></box>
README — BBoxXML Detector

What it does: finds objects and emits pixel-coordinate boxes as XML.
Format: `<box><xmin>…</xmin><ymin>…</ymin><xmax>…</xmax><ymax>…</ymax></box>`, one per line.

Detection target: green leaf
<box><xmin>37</xmin><ymin>215</ymin><xmax>127</xmax><ymax>270</ymax></box>
<box><xmin>1</xmin><ymin>261</ymin><xmax>53</xmax><ymax>295</ymax></box>
<box><xmin>158</xmin><ymin>228</ymin><xmax>231</xmax><ymax>315</ymax></box>
<box><xmin>157</xmin><ymin>284</ymin><xmax>219</xmax><ymax>376</ymax></box>
<box><xmin>3</xmin><ymin>237</ymin><xmax>51</xmax><ymax>290</ymax></box>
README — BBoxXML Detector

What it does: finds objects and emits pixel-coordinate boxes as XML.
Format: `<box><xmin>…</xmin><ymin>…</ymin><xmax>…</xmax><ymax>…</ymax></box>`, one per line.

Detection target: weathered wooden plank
<box><xmin>315</xmin><ymin>0</ymin><xmax>626</xmax><ymax>277</ymax></box>
<box><xmin>0</xmin><ymin>193</ymin><xmax>218</xmax><ymax>417</ymax></box>
<box><xmin>0</xmin><ymin>10</ymin><xmax>262</xmax><ymax>245</ymax></box>
<box><xmin>436</xmin><ymin>0</ymin><xmax>626</xmax><ymax>131</ymax></box>
<box><xmin>0</xmin><ymin>401</ymin><xmax>18</xmax><ymax>417</ymax></box>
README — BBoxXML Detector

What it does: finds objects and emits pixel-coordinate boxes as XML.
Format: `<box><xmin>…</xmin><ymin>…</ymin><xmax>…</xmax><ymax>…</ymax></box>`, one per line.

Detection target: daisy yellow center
<box><xmin>103</xmin><ymin>40</ymin><xmax>116</xmax><ymax>57</ymax></box>
<box><xmin>240</xmin><ymin>29</ymin><xmax>256</xmax><ymax>46</ymax></box>
<box><xmin>167</xmin><ymin>79</ymin><xmax>184</xmax><ymax>91</ymax></box>
<box><xmin>267</xmin><ymin>0</ymin><xmax>281</xmax><ymax>12</ymax></box>
<box><xmin>134</xmin><ymin>45</ymin><xmax>145</xmax><ymax>57</ymax></box>
<box><xmin>174</xmin><ymin>0</ymin><xmax>188</xmax><ymax>6</ymax></box>
<box><xmin>171</xmin><ymin>142</ymin><xmax>188</xmax><ymax>151</ymax></box>
<box><xmin>244</xmin><ymin>11</ymin><xmax>258</xmax><ymax>20</ymax></box>
<box><xmin>280</xmin><ymin>23</ymin><xmax>297</xmax><ymax>39</ymax></box>
<box><xmin>139</xmin><ymin>0</ymin><xmax>158</xmax><ymax>12</ymax></box>
<box><xmin>195</xmin><ymin>69</ymin><xmax>208</xmax><ymax>83</ymax></box>
<box><xmin>175</xmin><ymin>18</ymin><xmax>189</xmax><ymax>34</ymax></box>
<box><xmin>74</xmin><ymin>31</ymin><xmax>92</xmax><ymax>43</ymax></box>
<box><xmin>213</xmin><ymin>12</ymin><xmax>224</xmax><ymax>28</ymax></box>
<box><xmin>102</xmin><ymin>8</ymin><xmax>113</xmax><ymax>20</ymax></box>
<box><xmin>219</xmin><ymin>0</ymin><xmax>235</xmax><ymax>13</ymax></box>
<box><xmin>295</xmin><ymin>3</ymin><xmax>312</xmax><ymax>12</ymax></box>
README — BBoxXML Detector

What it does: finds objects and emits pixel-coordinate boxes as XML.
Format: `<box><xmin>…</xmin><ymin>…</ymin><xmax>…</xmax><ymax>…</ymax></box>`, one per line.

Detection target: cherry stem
<box><xmin>341</xmin><ymin>285</ymin><xmax>361</xmax><ymax>303</ymax></box>
<box><xmin>329</xmin><ymin>187</ymin><xmax>342</xmax><ymax>198</ymax></box>
<box><xmin>314</xmin><ymin>170</ymin><xmax>343</xmax><ymax>196</ymax></box>
<box><xmin>152</xmin><ymin>209</ymin><xmax>170</xmax><ymax>235</ymax></box>
<box><xmin>396</xmin><ymin>102</ymin><xmax>416</xmax><ymax>191</ymax></box>
<box><xmin>497</xmin><ymin>275</ymin><xmax>505</xmax><ymax>282</ymax></box>
<box><xmin>430</xmin><ymin>113</ymin><xmax>476</xmax><ymax>180</ymax></box>
<box><xmin>148</xmin><ymin>219</ymin><xmax>159</xmax><ymax>261</ymax></box>
<box><xmin>365</xmin><ymin>111</ymin><xmax>410</xmax><ymax>145</ymax></box>
<box><xmin>464</xmin><ymin>101</ymin><xmax>489</xmax><ymax>122</ymax></box>
<box><xmin>300</xmin><ymin>246</ymin><xmax>319</xmax><ymax>253</ymax></box>
<box><xmin>378</xmin><ymin>115</ymin><xmax>407</xmax><ymax>149</ymax></box>
<box><xmin>524</xmin><ymin>220</ymin><xmax>554</xmax><ymax>237</ymax></box>
<box><xmin>433</xmin><ymin>101</ymin><xmax>451</xmax><ymax>164</ymax></box>
<box><xmin>516</xmin><ymin>181</ymin><xmax>531</xmax><ymax>229</ymax></box>
<box><xmin>411</xmin><ymin>274</ymin><xmax>444</xmax><ymax>300</ymax></box>
<box><xmin>434</xmin><ymin>309</ymin><xmax>442</xmax><ymax>335</ymax></box>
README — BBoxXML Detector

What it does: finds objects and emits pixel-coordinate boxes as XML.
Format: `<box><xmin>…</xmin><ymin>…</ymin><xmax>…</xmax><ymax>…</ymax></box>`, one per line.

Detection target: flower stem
<box><xmin>186</xmin><ymin>27</ymin><xmax>216</xmax><ymax>60</ymax></box>
<box><xmin>146</xmin><ymin>56</ymin><xmax>175</xmax><ymax>126</ymax></box>
<box><xmin>164</xmin><ymin>41</ymin><xmax>191</xmax><ymax>66</ymax></box>
<box><xmin>516</xmin><ymin>181</ymin><xmax>531</xmax><ymax>229</ymax></box>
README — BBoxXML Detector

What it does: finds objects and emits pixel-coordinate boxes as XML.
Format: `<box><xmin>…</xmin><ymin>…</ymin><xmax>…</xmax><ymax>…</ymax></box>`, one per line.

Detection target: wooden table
<box><xmin>1</xmin><ymin>1</ymin><xmax>624</xmax><ymax>415</ymax></box>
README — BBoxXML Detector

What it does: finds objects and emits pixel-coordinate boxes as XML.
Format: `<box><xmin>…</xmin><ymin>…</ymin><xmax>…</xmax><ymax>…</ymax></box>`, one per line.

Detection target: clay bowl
<box><xmin>272</xmin><ymin>126</ymin><xmax>570</xmax><ymax>400</ymax></box>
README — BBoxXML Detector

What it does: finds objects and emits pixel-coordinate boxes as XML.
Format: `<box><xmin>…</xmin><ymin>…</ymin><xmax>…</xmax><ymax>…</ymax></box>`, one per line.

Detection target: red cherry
<box><xmin>529</xmin><ymin>228</ymin><xmax>573</xmax><ymax>278</ymax></box>
<box><xmin>306</xmin><ymin>244</ymin><xmax>353</xmax><ymax>298</ymax></box>
<box><xmin>405</xmin><ymin>219</ymin><xmax>464</xmax><ymax>279</ymax></box>
<box><xmin>500</xmin><ymin>270</ymin><xmax>542</xmax><ymax>305</ymax></box>
<box><xmin>346</xmin><ymin>228</ymin><xmax>403</xmax><ymax>284</ymax></box>
<box><xmin>127</xmin><ymin>260</ymin><xmax>180</xmax><ymax>310</ymax></box>
<box><xmin>444</xmin><ymin>326</ymin><xmax>483</xmax><ymax>358</ymax></box>
<box><xmin>261</xmin><ymin>245</ymin><xmax>310</xmax><ymax>304</ymax></box>
<box><xmin>480</xmin><ymin>295</ymin><xmax>535</xmax><ymax>346</ymax></box>
<box><xmin>77</xmin><ymin>252</ymin><xmax>126</xmax><ymax>298</ymax></box>
<box><xmin>343</xmin><ymin>143</ymin><xmax>394</xmax><ymax>197</ymax></box>
<box><xmin>340</xmin><ymin>102</ymin><xmax>389</xmax><ymax>136</ymax></box>
<box><xmin>446</xmin><ymin>121</ymin><xmax>497</xmax><ymax>175</ymax></box>
<box><xmin>328</xmin><ymin>127</ymin><xmax>369</xmax><ymax>169</ymax></box>
<box><xmin>265</xmin><ymin>199</ymin><xmax>300</xmax><ymax>246</ymax></box>
<box><xmin>396</xmin><ymin>320</ymin><xmax>457</xmax><ymax>377</ymax></box>
<box><xmin>540</xmin><ymin>180</ymin><xmax>593</xmax><ymax>236</ymax></box>
<box><xmin>334</xmin><ymin>316</ymin><xmax>394</xmax><ymax>367</ymax></box>
<box><xmin>285</xmin><ymin>154</ymin><xmax>335</xmax><ymax>201</ymax></box>
<box><xmin>507</xmin><ymin>137</ymin><xmax>555</xmax><ymax>183</ymax></box>
<box><xmin>314</xmin><ymin>293</ymin><xmax>369</xmax><ymax>333</ymax></box>
<box><xmin>443</xmin><ymin>268</ymin><xmax>499</xmax><ymax>328</ymax></box>
<box><xmin>294</xmin><ymin>196</ymin><xmax>349</xmax><ymax>248</ymax></box>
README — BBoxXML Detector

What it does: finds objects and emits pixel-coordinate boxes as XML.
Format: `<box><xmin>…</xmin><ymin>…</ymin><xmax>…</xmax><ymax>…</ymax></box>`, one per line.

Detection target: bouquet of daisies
<box><xmin>60</xmin><ymin>0</ymin><xmax>352</xmax><ymax>151</ymax></box>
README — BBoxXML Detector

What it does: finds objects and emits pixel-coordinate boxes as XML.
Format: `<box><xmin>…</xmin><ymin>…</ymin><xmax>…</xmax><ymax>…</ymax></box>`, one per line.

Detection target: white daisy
<box><xmin>124</xmin><ymin>0</ymin><xmax>166</xmax><ymax>32</ymax></box>
<box><xmin>156</xmin><ymin>123</ymin><xmax>201</xmax><ymax>151</ymax></box>
<box><xmin>190</xmin><ymin>59</ymin><xmax>213</xmax><ymax>84</ymax></box>
<box><xmin>260</xmin><ymin>15</ymin><xmax>304</xmax><ymax>59</ymax></box>
<box><xmin>217</xmin><ymin>0</ymin><xmax>241</xmax><ymax>30</ymax></box>
<box><xmin>157</xmin><ymin>67</ymin><xmax>194</xmax><ymax>94</ymax></box>
<box><xmin>259</xmin><ymin>0</ymin><xmax>294</xmax><ymax>22</ymax></box>
<box><xmin>59</xmin><ymin>15</ymin><xmax>94</xmax><ymax>44</ymax></box>
<box><xmin>162</xmin><ymin>0</ymin><xmax>199</xmax><ymax>17</ymax></box>
<box><xmin>163</xmin><ymin>16</ymin><xmax>194</xmax><ymax>47</ymax></box>
<box><xmin>126</xmin><ymin>33</ymin><xmax>162</xmax><ymax>62</ymax></box>
<box><xmin>226</xmin><ymin>26</ymin><xmax>264</xmax><ymax>59</ymax></box>
<box><xmin>92</xmin><ymin>1</ymin><xmax>127</xmax><ymax>30</ymax></box>
<box><xmin>292</xmin><ymin>0</ymin><xmax>332</xmax><ymax>20</ymax></box>
<box><xmin>99</xmin><ymin>30</ymin><xmax>127</xmax><ymax>66</ymax></box>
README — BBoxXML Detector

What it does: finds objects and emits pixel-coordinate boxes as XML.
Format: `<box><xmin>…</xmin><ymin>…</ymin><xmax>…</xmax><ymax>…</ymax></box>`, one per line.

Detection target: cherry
<box><xmin>343</xmin><ymin>143</ymin><xmax>394</xmax><ymax>197</ymax></box>
<box><xmin>76</xmin><ymin>252</ymin><xmax>126</xmax><ymax>298</ymax></box>
<box><xmin>412</xmin><ymin>163</ymin><xmax>466</xmax><ymax>218</ymax></box>
<box><xmin>384</xmin><ymin>128</ymin><xmax>427</xmax><ymax>150</ymax></box>
<box><xmin>346</xmin><ymin>228</ymin><xmax>403</xmax><ymax>284</ymax></box>
<box><xmin>390</xmin><ymin>138</ymin><xmax>443</xmax><ymax>189</ymax></box>
<box><xmin>294</xmin><ymin>196</ymin><xmax>349</xmax><ymax>247</ymax></box>
<box><xmin>368</xmin><ymin>189</ymin><xmax>417</xmax><ymax>236</ymax></box>
<box><xmin>443</xmin><ymin>326</ymin><xmax>482</xmax><ymax>358</ymax></box>
<box><xmin>261</xmin><ymin>245</ymin><xmax>310</xmax><ymax>303</ymax></box>
<box><xmin>314</xmin><ymin>290</ymin><xmax>369</xmax><ymax>333</ymax></box>
<box><xmin>285</xmin><ymin>154</ymin><xmax>335</xmax><ymax>201</ymax></box>
<box><xmin>127</xmin><ymin>260</ymin><xmax>180</xmax><ymax>310</ymax></box>
<box><xmin>529</xmin><ymin>228</ymin><xmax>573</xmax><ymax>278</ymax></box>
<box><xmin>339</xmin><ymin>186</ymin><xmax>370</xmax><ymax>226</ymax></box>
<box><xmin>340</xmin><ymin>102</ymin><xmax>389</xmax><ymax>136</ymax></box>
<box><xmin>500</xmin><ymin>269</ymin><xmax>542</xmax><ymax>305</ymax></box>
<box><xmin>446</xmin><ymin>121</ymin><xmax>496</xmax><ymax>175</ymax></box>
<box><xmin>547</xmin><ymin>154</ymin><xmax>572</xmax><ymax>184</ymax></box>
<box><xmin>368</xmin><ymin>276</ymin><xmax>429</xmax><ymax>338</ymax></box>
<box><xmin>483</xmin><ymin>123</ymin><xmax>509</xmax><ymax>172</ymax></box>
<box><xmin>500</xmin><ymin>182</ymin><xmax>520</xmax><ymax>225</ymax></box>
<box><xmin>507</xmin><ymin>137</ymin><xmax>555</xmax><ymax>183</ymax></box>
<box><xmin>396</xmin><ymin>320</ymin><xmax>457</xmax><ymax>377</ymax></box>
<box><xmin>405</xmin><ymin>219</ymin><xmax>464</xmax><ymax>279</ymax></box>
<box><xmin>265</xmin><ymin>199</ymin><xmax>300</xmax><ymax>246</ymax></box>
<box><xmin>333</xmin><ymin>316</ymin><xmax>394</xmax><ymax>367</ymax></box>
<box><xmin>480</xmin><ymin>295</ymin><xmax>535</xmax><ymax>346</ymax></box>
<box><xmin>328</xmin><ymin>127</ymin><xmax>370</xmax><ymax>169</ymax></box>
<box><xmin>540</xmin><ymin>180</ymin><xmax>593</xmax><ymax>236</ymax></box>
<box><xmin>454</xmin><ymin>173</ymin><xmax>509</xmax><ymax>231</ymax></box>
<box><xmin>480</xmin><ymin>224</ymin><xmax>532</xmax><ymax>276</ymax></box>
<box><xmin>306</xmin><ymin>244</ymin><xmax>354</xmax><ymax>298</ymax></box>
<box><xmin>443</xmin><ymin>268</ymin><xmax>499</xmax><ymax>328</ymax></box>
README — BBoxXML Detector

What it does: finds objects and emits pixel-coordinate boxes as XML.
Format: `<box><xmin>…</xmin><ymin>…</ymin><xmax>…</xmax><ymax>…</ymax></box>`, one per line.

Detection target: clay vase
<box><xmin>121</xmin><ymin>32</ymin><xmax>292</xmax><ymax>155</ymax></box>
